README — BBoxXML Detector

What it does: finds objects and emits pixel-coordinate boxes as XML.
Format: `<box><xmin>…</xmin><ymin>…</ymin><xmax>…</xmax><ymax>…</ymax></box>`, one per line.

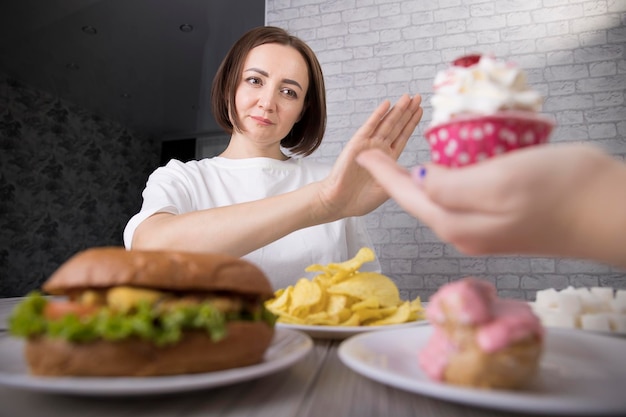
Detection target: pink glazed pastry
<box><xmin>425</xmin><ymin>54</ymin><xmax>555</xmax><ymax>167</ymax></box>
<box><xmin>419</xmin><ymin>277</ymin><xmax>544</xmax><ymax>389</ymax></box>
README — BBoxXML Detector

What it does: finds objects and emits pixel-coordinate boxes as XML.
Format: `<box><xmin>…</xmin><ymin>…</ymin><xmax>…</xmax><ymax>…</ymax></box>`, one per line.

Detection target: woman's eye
<box><xmin>281</xmin><ymin>88</ymin><xmax>298</xmax><ymax>99</ymax></box>
<box><xmin>246</xmin><ymin>77</ymin><xmax>262</xmax><ymax>85</ymax></box>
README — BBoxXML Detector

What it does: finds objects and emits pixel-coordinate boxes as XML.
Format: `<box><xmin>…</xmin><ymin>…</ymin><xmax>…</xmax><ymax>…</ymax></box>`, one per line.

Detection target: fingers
<box><xmin>420</xmin><ymin>157</ymin><xmax>517</xmax><ymax>213</ymax></box>
<box><xmin>357</xmin><ymin>99</ymin><xmax>392</xmax><ymax>136</ymax></box>
<box><xmin>356</xmin><ymin>149</ymin><xmax>411</xmax><ymax>182</ymax></box>
<box><xmin>356</xmin><ymin>149</ymin><xmax>438</xmax><ymax>220</ymax></box>
<box><xmin>368</xmin><ymin>95</ymin><xmax>415</xmax><ymax>135</ymax></box>
<box><xmin>421</xmin><ymin>145</ymin><xmax>570</xmax><ymax>213</ymax></box>
<box><xmin>381</xmin><ymin>95</ymin><xmax>422</xmax><ymax>148</ymax></box>
<box><xmin>351</xmin><ymin>94</ymin><xmax>422</xmax><ymax>150</ymax></box>
<box><xmin>389</xmin><ymin>101</ymin><xmax>423</xmax><ymax>157</ymax></box>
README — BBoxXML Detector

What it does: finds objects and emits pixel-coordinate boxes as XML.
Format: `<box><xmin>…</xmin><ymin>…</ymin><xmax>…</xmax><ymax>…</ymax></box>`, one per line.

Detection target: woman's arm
<box><xmin>132</xmin><ymin>181</ymin><xmax>323</xmax><ymax>256</ymax></box>
<box><xmin>132</xmin><ymin>94</ymin><xmax>423</xmax><ymax>257</ymax></box>
<box><xmin>357</xmin><ymin>144</ymin><xmax>626</xmax><ymax>269</ymax></box>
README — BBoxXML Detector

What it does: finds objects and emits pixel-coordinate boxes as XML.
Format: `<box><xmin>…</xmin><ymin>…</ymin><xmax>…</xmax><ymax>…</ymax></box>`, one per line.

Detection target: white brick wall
<box><xmin>266</xmin><ymin>0</ymin><xmax>626</xmax><ymax>300</ymax></box>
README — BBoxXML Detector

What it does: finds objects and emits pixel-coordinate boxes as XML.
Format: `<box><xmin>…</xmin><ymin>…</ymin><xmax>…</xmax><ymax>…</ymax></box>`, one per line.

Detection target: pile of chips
<box><xmin>265</xmin><ymin>248</ymin><xmax>424</xmax><ymax>326</ymax></box>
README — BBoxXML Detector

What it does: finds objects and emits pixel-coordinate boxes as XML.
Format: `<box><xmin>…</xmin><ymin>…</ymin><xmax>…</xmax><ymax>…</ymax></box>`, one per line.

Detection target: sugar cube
<box><xmin>608</xmin><ymin>314</ymin><xmax>626</xmax><ymax>335</ymax></box>
<box><xmin>610</xmin><ymin>296</ymin><xmax>626</xmax><ymax>314</ymax></box>
<box><xmin>580</xmin><ymin>313</ymin><xmax>611</xmax><ymax>332</ymax></box>
<box><xmin>590</xmin><ymin>287</ymin><xmax>614</xmax><ymax>303</ymax></box>
<box><xmin>538</xmin><ymin>309</ymin><xmax>577</xmax><ymax>329</ymax></box>
<box><xmin>557</xmin><ymin>292</ymin><xmax>582</xmax><ymax>315</ymax></box>
<box><xmin>535</xmin><ymin>288</ymin><xmax>559</xmax><ymax>309</ymax></box>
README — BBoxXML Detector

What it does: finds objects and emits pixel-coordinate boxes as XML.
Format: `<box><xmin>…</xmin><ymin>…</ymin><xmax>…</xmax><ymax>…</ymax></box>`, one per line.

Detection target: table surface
<box><xmin>0</xmin><ymin>297</ymin><xmax>615</xmax><ymax>417</ymax></box>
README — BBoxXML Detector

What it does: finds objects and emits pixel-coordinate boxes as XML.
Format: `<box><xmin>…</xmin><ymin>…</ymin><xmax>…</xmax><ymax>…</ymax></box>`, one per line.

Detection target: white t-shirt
<box><xmin>124</xmin><ymin>157</ymin><xmax>380</xmax><ymax>290</ymax></box>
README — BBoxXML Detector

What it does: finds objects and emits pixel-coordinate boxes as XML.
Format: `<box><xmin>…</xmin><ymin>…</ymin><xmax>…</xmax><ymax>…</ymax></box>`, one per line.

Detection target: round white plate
<box><xmin>339</xmin><ymin>325</ymin><xmax>626</xmax><ymax>415</ymax></box>
<box><xmin>276</xmin><ymin>319</ymin><xmax>427</xmax><ymax>340</ymax></box>
<box><xmin>0</xmin><ymin>328</ymin><xmax>312</xmax><ymax>396</ymax></box>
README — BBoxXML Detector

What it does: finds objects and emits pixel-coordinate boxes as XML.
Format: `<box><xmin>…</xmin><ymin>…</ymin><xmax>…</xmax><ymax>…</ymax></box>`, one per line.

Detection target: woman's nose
<box><xmin>258</xmin><ymin>91</ymin><xmax>276</xmax><ymax>112</ymax></box>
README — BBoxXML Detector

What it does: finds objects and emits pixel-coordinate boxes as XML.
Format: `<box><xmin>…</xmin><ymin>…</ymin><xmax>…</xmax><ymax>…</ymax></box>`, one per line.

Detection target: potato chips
<box><xmin>265</xmin><ymin>248</ymin><xmax>425</xmax><ymax>326</ymax></box>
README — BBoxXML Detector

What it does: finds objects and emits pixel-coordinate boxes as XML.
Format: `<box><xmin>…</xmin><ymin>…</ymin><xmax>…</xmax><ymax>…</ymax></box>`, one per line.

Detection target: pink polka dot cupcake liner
<box><xmin>424</xmin><ymin>112</ymin><xmax>555</xmax><ymax>167</ymax></box>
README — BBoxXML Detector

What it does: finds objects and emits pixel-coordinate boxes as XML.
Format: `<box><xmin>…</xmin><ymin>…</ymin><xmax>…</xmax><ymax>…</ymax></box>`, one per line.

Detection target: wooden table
<box><xmin>0</xmin><ymin>297</ymin><xmax>614</xmax><ymax>417</ymax></box>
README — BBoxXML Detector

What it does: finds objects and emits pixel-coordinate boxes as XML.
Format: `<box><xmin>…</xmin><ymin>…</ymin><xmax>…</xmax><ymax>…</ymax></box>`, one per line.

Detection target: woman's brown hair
<box><xmin>211</xmin><ymin>26</ymin><xmax>326</xmax><ymax>156</ymax></box>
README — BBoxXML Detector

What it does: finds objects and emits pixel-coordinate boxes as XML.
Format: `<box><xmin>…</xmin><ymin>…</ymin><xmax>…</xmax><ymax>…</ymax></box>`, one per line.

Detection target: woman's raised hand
<box><xmin>316</xmin><ymin>94</ymin><xmax>423</xmax><ymax>221</ymax></box>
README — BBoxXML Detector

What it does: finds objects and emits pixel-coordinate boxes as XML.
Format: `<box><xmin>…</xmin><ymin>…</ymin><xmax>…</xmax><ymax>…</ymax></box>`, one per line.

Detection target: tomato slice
<box><xmin>43</xmin><ymin>301</ymin><xmax>100</xmax><ymax>320</ymax></box>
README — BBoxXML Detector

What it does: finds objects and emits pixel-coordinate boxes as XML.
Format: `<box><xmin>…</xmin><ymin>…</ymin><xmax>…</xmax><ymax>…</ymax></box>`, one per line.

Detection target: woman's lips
<box><xmin>250</xmin><ymin>116</ymin><xmax>273</xmax><ymax>126</ymax></box>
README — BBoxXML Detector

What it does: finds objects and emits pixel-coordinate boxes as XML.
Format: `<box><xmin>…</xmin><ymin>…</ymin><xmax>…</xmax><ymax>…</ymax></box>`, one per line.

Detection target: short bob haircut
<box><xmin>211</xmin><ymin>26</ymin><xmax>326</xmax><ymax>157</ymax></box>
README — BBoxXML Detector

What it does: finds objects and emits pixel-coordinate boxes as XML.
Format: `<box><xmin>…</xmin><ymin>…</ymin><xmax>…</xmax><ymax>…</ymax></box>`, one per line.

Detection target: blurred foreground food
<box><xmin>265</xmin><ymin>248</ymin><xmax>424</xmax><ymax>326</ymax></box>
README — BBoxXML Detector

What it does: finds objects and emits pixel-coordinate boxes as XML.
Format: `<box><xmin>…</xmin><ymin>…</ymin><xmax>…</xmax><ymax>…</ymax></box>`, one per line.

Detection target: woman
<box><xmin>357</xmin><ymin>144</ymin><xmax>626</xmax><ymax>269</ymax></box>
<box><xmin>124</xmin><ymin>26</ymin><xmax>423</xmax><ymax>288</ymax></box>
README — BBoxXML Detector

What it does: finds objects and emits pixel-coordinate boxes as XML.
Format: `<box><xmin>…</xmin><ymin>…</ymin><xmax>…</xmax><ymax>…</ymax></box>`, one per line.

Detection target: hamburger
<box><xmin>8</xmin><ymin>247</ymin><xmax>276</xmax><ymax>377</ymax></box>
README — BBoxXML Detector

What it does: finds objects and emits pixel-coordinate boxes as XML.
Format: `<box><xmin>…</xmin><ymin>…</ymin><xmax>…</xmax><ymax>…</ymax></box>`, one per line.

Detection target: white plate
<box><xmin>339</xmin><ymin>325</ymin><xmax>626</xmax><ymax>415</ymax></box>
<box><xmin>276</xmin><ymin>319</ymin><xmax>427</xmax><ymax>340</ymax></box>
<box><xmin>558</xmin><ymin>326</ymin><xmax>626</xmax><ymax>339</ymax></box>
<box><xmin>0</xmin><ymin>328</ymin><xmax>312</xmax><ymax>396</ymax></box>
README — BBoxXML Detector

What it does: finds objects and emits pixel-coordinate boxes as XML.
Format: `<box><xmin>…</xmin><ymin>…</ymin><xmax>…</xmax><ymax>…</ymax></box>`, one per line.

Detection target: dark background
<box><xmin>0</xmin><ymin>1</ymin><xmax>265</xmax><ymax>296</ymax></box>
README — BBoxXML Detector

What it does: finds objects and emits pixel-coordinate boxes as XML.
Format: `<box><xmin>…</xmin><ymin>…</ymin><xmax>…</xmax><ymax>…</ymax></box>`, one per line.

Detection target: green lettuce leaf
<box><xmin>8</xmin><ymin>292</ymin><xmax>276</xmax><ymax>346</ymax></box>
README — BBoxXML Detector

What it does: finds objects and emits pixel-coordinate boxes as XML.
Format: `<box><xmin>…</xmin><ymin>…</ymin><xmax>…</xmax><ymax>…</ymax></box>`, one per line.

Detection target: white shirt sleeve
<box><xmin>123</xmin><ymin>160</ymin><xmax>194</xmax><ymax>249</ymax></box>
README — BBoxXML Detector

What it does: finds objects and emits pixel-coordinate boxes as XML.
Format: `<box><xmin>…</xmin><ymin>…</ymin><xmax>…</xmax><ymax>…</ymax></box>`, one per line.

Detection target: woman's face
<box><xmin>233</xmin><ymin>43</ymin><xmax>309</xmax><ymax>148</ymax></box>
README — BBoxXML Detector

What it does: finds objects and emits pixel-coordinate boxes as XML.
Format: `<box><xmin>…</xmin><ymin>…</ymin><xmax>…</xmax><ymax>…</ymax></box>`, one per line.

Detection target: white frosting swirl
<box><xmin>430</xmin><ymin>56</ymin><xmax>543</xmax><ymax>126</ymax></box>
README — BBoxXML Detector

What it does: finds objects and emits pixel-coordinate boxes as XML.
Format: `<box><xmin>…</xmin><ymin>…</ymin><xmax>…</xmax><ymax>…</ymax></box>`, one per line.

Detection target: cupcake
<box><xmin>419</xmin><ymin>277</ymin><xmax>544</xmax><ymax>389</ymax></box>
<box><xmin>425</xmin><ymin>54</ymin><xmax>555</xmax><ymax>167</ymax></box>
